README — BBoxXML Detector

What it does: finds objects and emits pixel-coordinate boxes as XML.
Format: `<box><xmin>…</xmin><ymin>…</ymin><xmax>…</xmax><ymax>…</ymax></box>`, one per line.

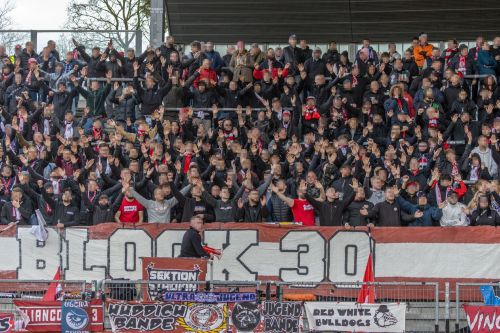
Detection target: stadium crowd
<box><xmin>0</xmin><ymin>32</ymin><xmax>499</xmax><ymax>229</ymax></box>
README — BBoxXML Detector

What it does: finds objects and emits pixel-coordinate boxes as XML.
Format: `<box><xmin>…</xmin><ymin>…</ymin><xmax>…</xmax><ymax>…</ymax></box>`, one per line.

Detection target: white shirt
<box><xmin>440</xmin><ymin>202</ymin><xmax>469</xmax><ymax>226</ymax></box>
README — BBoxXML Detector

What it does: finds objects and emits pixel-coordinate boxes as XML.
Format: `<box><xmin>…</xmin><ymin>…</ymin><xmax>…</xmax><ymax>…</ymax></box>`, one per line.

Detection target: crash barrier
<box><xmin>0</xmin><ymin>279</ymin><xmax>443</xmax><ymax>332</ymax></box>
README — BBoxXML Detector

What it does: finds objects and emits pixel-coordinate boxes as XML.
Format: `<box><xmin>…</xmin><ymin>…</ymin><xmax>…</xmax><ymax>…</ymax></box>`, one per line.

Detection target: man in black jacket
<box><xmin>179</xmin><ymin>216</ymin><xmax>211</xmax><ymax>258</ymax></box>
<box><xmin>73</xmin><ymin>38</ymin><xmax>105</xmax><ymax>78</ymax></box>
<box><xmin>344</xmin><ymin>187</ymin><xmax>374</xmax><ymax>227</ymax></box>
<box><xmin>133</xmin><ymin>62</ymin><xmax>172</xmax><ymax>116</ymax></box>
<box><xmin>282</xmin><ymin>34</ymin><xmax>304</xmax><ymax>77</ymax></box>
<box><xmin>303</xmin><ymin>179</ymin><xmax>358</xmax><ymax>226</ymax></box>
<box><xmin>0</xmin><ymin>187</ymin><xmax>34</xmax><ymax>226</ymax></box>
<box><xmin>360</xmin><ymin>187</ymin><xmax>419</xmax><ymax>226</ymax></box>
<box><xmin>235</xmin><ymin>189</ymin><xmax>268</xmax><ymax>222</ymax></box>
<box><xmin>42</xmin><ymin>187</ymin><xmax>80</xmax><ymax>228</ymax></box>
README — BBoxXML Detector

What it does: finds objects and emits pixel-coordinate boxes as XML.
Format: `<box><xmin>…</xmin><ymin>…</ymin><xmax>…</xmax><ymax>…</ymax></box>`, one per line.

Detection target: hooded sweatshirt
<box><xmin>471</xmin><ymin>146</ymin><xmax>498</xmax><ymax>177</ymax></box>
<box><xmin>440</xmin><ymin>202</ymin><xmax>468</xmax><ymax>226</ymax></box>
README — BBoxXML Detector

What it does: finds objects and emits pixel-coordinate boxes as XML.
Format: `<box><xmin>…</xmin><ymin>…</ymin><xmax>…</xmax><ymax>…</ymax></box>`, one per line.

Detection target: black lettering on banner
<box><xmin>124</xmin><ymin>242</ymin><xmax>136</xmax><ymax>271</ymax></box>
<box><xmin>261</xmin><ymin>302</ymin><xmax>302</xmax><ymax>333</ymax></box>
<box><xmin>36</xmin><ymin>259</ymin><xmax>45</xmax><ymax>269</ymax></box>
<box><xmin>108</xmin><ymin>303</ymin><xmax>188</xmax><ymax>331</ymax></box>
<box><xmin>344</xmin><ymin>245</ymin><xmax>357</xmax><ymax>276</ymax></box>
<box><xmin>0</xmin><ymin>317</ymin><xmax>11</xmax><ymax>331</ymax></box>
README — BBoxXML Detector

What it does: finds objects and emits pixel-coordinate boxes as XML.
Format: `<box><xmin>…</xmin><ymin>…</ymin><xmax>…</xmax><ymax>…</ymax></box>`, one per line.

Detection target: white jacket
<box><xmin>440</xmin><ymin>202</ymin><xmax>469</xmax><ymax>226</ymax></box>
<box><xmin>471</xmin><ymin>146</ymin><xmax>498</xmax><ymax>177</ymax></box>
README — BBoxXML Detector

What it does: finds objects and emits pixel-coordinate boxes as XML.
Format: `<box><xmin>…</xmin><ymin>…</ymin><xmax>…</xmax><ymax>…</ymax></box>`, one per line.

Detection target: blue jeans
<box><xmin>29</xmin><ymin>214</ymin><xmax>38</xmax><ymax>225</ymax></box>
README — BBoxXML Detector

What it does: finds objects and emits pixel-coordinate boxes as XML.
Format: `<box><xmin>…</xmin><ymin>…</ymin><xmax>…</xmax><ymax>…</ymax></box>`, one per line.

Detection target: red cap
<box><xmin>28</xmin><ymin>58</ymin><xmax>37</xmax><ymax>64</ymax></box>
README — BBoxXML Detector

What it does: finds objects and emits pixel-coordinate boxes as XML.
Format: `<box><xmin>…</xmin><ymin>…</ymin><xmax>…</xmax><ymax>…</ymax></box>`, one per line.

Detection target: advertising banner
<box><xmin>463</xmin><ymin>305</ymin><xmax>500</xmax><ymax>333</ymax></box>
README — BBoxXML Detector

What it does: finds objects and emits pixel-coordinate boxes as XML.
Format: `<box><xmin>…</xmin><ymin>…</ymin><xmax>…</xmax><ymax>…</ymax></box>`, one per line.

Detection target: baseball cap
<box><xmin>283</xmin><ymin>110</ymin><xmax>291</xmax><ymax>116</ymax></box>
<box><xmin>306</xmin><ymin>96</ymin><xmax>316</xmax><ymax>101</ymax></box>
<box><xmin>289</xmin><ymin>34</ymin><xmax>298</xmax><ymax>40</ymax></box>
<box><xmin>28</xmin><ymin>58</ymin><xmax>37</xmax><ymax>64</ymax></box>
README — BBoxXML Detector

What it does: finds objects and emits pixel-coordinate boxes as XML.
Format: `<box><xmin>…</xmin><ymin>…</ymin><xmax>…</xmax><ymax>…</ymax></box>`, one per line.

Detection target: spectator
<box><xmin>179</xmin><ymin>216</ymin><xmax>211</xmax><ymax>258</ymax></box>
<box><xmin>303</xmin><ymin>179</ymin><xmax>359</xmax><ymax>226</ymax></box>
<box><xmin>229</xmin><ymin>41</ymin><xmax>254</xmax><ymax>83</ymax></box>
<box><xmin>413</xmin><ymin>33</ymin><xmax>433</xmax><ymax>69</ymax></box>
<box><xmin>477</xmin><ymin>42</ymin><xmax>497</xmax><ymax>76</ymax></box>
<box><xmin>114</xmin><ymin>183</ymin><xmax>144</xmax><ymax>224</ymax></box>
<box><xmin>440</xmin><ymin>191</ymin><xmax>469</xmax><ymax>226</ymax></box>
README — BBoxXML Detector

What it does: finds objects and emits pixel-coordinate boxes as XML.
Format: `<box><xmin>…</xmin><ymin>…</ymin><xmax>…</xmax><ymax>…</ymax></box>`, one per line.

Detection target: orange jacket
<box><xmin>413</xmin><ymin>43</ymin><xmax>433</xmax><ymax>67</ymax></box>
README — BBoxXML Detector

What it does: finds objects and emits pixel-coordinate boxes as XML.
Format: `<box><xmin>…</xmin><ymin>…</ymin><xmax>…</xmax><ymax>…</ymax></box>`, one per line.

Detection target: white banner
<box><xmin>304</xmin><ymin>302</ymin><xmax>406</xmax><ymax>332</ymax></box>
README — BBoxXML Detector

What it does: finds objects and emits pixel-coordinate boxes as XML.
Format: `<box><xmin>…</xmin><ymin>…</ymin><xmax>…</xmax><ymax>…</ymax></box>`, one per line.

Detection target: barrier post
<box><xmin>445</xmin><ymin>282</ymin><xmax>450</xmax><ymax>333</ymax></box>
<box><xmin>435</xmin><ymin>282</ymin><xmax>440</xmax><ymax>333</ymax></box>
<box><xmin>455</xmin><ymin>283</ymin><xmax>460</xmax><ymax>333</ymax></box>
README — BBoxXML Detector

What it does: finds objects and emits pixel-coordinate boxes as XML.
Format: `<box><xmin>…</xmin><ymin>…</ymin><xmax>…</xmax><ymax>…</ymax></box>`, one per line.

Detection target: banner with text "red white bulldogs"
<box><xmin>1</xmin><ymin>223</ymin><xmax>500</xmax><ymax>283</ymax></box>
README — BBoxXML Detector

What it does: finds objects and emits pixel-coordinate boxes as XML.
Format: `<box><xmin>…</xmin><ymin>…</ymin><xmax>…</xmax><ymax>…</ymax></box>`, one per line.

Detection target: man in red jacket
<box><xmin>193</xmin><ymin>59</ymin><xmax>217</xmax><ymax>89</ymax></box>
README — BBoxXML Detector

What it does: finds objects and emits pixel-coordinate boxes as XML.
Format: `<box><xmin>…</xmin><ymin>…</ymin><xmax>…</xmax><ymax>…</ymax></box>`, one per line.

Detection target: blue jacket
<box><xmin>396</xmin><ymin>196</ymin><xmax>442</xmax><ymax>226</ymax></box>
<box><xmin>477</xmin><ymin>50</ymin><xmax>497</xmax><ymax>75</ymax></box>
<box><xmin>204</xmin><ymin>50</ymin><xmax>223</xmax><ymax>73</ymax></box>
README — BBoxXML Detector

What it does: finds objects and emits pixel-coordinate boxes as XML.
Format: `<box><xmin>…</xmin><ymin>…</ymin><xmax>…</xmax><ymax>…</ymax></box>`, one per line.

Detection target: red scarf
<box><xmin>92</xmin><ymin>127</ymin><xmax>102</xmax><ymax>140</ymax></box>
<box><xmin>183</xmin><ymin>154</ymin><xmax>192</xmax><ymax>174</ymax></box>
<box><xmin>303</xmin><ymin>106</ymin><xmax>320</xmax><ymax>120</ymax></box>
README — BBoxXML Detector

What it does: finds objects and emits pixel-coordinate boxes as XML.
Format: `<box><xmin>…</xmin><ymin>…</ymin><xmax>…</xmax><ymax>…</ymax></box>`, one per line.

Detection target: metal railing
<box><xmin>0</xmin><ymin>279</ymin><xmax>89</xmax><ymax>323</ymax></box>
<box><xmin>455</xmin><ymin>282</ymin><xmax>500</xmax><ymax>333</ymax></box>
<box><xmin>11</xmin><ymin>279</ymin><xmax>499</xmax><ymax>332</ymax></box>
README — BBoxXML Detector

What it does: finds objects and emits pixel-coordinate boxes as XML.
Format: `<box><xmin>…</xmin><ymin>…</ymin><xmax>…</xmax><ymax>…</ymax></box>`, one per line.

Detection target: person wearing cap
<box><xmin>439</xmin><ymin>190</ymin><xmax>469</xmax><ymax>226</ymax></box>
<box><xmin>229</xmin><ymin>41</ymin><xmax>254</xmax><ymax>83</ymax></box>
<box><xmin>282</xmin><ymin>34</ymin><xmax>304</xmax><ymax>77</ymax></box>
<box><xmin>413</xmin><ymin>33</ymin><xmax>433</xmax><ymax>69</ymax></box>
<box><xmin>303</xmin><ymin>47</ymin><xmax>327</xmax><ymax>84</ymax></box>
<box><xmin>301</xmin><ymin>95</ymin><xmax>321</xmax><ymax>134</ymax></box>
<box><xmin>249</xmin><ymin>43</ymin><xmax>266</xmax><ymax>66</ymax></box>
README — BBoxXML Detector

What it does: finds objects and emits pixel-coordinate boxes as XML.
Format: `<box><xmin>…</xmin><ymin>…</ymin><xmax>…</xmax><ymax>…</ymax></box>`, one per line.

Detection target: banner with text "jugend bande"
<box><xmin>304</xmin><ymin>302</ymin><xmax>406</xmax><ymax>332</ymax></box>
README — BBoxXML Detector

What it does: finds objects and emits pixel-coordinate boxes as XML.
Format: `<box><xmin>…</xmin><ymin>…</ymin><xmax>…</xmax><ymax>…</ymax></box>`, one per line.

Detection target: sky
<box><xmin>11</xmin><ymin>0</ymin><xmax>68</xmax><ymax>29</ymax></box>
<box><xmin>8</xmin><ymin>0</ymin><xmax>71</xmax><ymax>51</ymax></box>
